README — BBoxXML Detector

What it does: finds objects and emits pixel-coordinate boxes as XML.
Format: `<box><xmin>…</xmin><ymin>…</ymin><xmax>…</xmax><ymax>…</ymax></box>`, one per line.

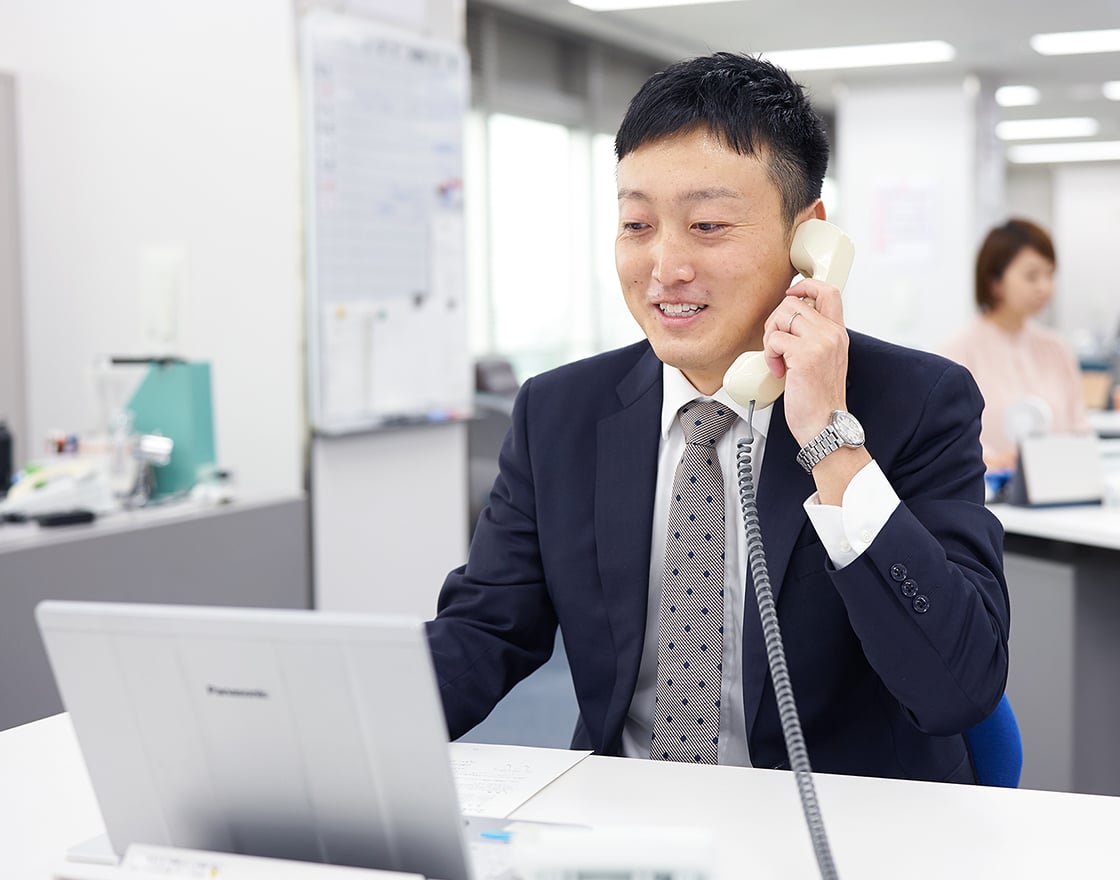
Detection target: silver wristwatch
<box><xmin>796</xmin><ymin>410</ymin><xmax>865</xmax><ymax>473</ymax></box>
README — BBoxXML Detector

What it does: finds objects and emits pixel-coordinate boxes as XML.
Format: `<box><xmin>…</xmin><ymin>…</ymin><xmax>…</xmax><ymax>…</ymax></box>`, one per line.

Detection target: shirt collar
<box><xmin>660</xmin><ymin>364</ymin><xmax>773</xmax><ymax>441</ymax></box>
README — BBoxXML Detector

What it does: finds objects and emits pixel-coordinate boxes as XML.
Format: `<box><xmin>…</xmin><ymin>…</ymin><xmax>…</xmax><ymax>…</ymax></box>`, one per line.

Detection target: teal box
<box><xmin>127</xmin><ymin>361</ymin><xmax>216</xmax><ymax>497</ymax></box>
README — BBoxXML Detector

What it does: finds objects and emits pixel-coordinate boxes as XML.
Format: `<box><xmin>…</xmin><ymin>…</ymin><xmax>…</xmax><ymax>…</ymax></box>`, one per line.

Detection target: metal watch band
<box><xmin>796</xmin><ymin>425</ymin><xmax>843</xmax><ymax>474</ymax></box>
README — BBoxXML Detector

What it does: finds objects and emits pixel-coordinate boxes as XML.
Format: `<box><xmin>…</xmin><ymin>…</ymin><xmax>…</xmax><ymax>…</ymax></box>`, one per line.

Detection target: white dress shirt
<box><xmin>621</xmin><ymin>365</ymin><xmax>900</xmax><ymax>765</ymax></box>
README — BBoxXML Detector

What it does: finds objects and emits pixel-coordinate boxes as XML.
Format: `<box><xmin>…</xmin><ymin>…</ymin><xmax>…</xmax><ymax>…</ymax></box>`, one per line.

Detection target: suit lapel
<box><xmin>742</xmin><ymin>394</ymin><xmax>817</xmax><ymax>741</ymax></box>
<box><xmin>595</xmin><ymin>347</ymin><xmax>662</xmax><ymax>747</ymax></box>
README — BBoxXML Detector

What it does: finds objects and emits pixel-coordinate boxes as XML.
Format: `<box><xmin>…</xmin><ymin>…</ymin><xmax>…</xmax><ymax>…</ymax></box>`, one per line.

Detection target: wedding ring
<box><xmin>786</xmin><ymin>311</ymin><xmax>800</xmax><ymax>334</ymax></box>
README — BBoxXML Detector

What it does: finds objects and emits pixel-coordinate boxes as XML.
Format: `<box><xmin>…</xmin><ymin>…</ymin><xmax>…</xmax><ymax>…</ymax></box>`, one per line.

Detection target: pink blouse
<box><xmin>940</xmin><ymin>317</ymin><xmax>1090</xmax><ymax>465</ymax></box>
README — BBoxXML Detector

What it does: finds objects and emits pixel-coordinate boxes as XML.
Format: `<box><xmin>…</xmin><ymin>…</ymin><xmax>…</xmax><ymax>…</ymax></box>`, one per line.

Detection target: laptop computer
<box><xmin>35</xmin><ymin>600</ymin><xmax>476</xmax><ymax>880</ymax></box>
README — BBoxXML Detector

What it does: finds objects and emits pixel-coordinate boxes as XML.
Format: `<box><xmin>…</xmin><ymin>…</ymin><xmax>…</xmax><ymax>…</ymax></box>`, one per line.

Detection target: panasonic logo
<box><xmin>206</xmin><ymin>685</ymin><xmax>269</xmax><ymax>699</ymax></box>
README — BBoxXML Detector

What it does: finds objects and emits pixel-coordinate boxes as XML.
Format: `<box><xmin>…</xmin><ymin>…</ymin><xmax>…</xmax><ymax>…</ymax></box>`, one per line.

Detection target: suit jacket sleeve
<box><xmin>426</xmin><ymin>375</ymin><xmax>559</xmax><ymax>740</ymax></box>
<box><xmin>832</xmin><ymin>353</ymin><xmax>1009</xmax><ymax>735</ymax></box>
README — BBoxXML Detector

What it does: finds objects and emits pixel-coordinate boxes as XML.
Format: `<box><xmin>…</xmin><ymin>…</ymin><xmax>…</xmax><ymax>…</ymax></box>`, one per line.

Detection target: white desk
<box><xmin>989</xmin><ymin>502</ymin><xmax>1120</xmax><ymax>796</ymax></box>
<box><xmin>0</xmin><ymin>715</ymin><xmax>105</xmax><ymax>879</ymax></box>
<box><xmin>6</xmin><ymin>713</ymin><xmax>1120</xmax><ymax>879</ymax></box>
<box><xmin>991</xmin><ymin>503</ymin><xmax>1120</xmax><ymax>551</ymax></box>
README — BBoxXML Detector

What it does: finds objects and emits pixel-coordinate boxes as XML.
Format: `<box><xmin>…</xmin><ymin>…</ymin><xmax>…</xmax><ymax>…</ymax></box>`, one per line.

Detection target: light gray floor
<box><xmin>455</xmin><ymin>632</ymin><xmax>579</xmax><ymax>749</ymax></box>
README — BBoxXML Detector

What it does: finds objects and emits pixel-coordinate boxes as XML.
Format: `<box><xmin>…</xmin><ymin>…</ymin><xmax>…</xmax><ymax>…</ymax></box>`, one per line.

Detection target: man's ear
<box><xmin>788</xmin><ymin>199</ymin><xmax>827</xmax><ymax>241</ymax></box>
<box><xmin>791</xmin><ymin>199</ymin><xmax>826</xmax><ymax>229</ymax></box>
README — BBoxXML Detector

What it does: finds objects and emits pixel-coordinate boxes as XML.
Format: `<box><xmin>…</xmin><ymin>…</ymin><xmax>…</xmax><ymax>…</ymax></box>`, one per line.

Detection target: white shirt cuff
<box><xmin>803</xmin><ymin>460</ymin><xmax>900</xmax><ymax>570</ymax></box>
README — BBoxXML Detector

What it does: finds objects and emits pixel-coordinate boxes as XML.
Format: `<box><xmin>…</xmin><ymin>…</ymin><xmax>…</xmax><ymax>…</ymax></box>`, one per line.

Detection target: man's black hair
<box><xmin>615</xmin><ymin>52</ymin><xmax>830</xmax><ymax>227</ymax></box>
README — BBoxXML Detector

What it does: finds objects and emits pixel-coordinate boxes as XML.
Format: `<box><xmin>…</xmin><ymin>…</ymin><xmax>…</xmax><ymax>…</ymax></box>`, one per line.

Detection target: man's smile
<box><xmin>658</xmin><ymin>302</ymin><xmax>707</xmax><ymax>317</ymax></box>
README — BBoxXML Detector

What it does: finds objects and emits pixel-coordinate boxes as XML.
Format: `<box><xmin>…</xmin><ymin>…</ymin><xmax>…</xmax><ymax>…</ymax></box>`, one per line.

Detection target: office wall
<box><xmin>0</xmin><ymin>1</ymin><xmax>303</xmax><ymax>494</ymax></box>
<box><xmin>0</xmin><ymin>73</ymin><xmax>27</xmax><ymax>469</ymax></box>
<box><xmin>1052</xmin><ymin>163</ymin><xmax>1120</xmax><ymax>349</ymax></box>
<box><xmin>835</xmin><ymin>79</ymin><xmax>994</xmax><ymax>353</ymax></box>
<box><xmin>1006</xmin><ymin>166</ymin><xmax>1054</xmax><ymax>233</ymax></box>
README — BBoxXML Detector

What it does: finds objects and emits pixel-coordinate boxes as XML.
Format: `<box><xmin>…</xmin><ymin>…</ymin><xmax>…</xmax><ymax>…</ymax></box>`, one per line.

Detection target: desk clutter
<box><xmin>53</xmin><ymin>844</ymin><xmax>419</xmax><ymax>880</ymax></box>
<box><xmin>982</xmin><ymin>415</ymin><xmax>1120</xmax><ymax>508</ymax></box>
<box><xmin>1004</xmin><ymin>433</ymin><xmax>1106</xmax><ymax>507</ymax></box>
<box><xmin>0</xmin><ymin>359</ymin><xmax>230</xmax><ymax>526</ymax></box>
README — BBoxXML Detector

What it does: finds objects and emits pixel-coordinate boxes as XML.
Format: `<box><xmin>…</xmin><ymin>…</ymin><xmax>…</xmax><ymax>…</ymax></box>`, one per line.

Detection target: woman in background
<box><xmin>942</xmin><ymin>218</ymin><xmax>1089</xmax><ymax>471</ymax></box>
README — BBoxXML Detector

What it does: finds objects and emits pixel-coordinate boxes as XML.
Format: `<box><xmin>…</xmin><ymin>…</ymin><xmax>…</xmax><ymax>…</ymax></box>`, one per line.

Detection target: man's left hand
<box><xmin>763</xmin><ymin>280</ymin><xmax>849</xmax><ymax>447</ymax></box>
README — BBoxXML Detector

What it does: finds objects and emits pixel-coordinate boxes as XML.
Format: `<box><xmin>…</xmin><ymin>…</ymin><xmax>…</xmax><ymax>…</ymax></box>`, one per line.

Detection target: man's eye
<box><xmin>622</xmin><ymin>222</ymin><xmax>649</xmax><ymax>232</ymax></box>
<box><xmin>693</xmin><ymin>222</ymin><xmax>726</xmax><ymax>232</ymax></box>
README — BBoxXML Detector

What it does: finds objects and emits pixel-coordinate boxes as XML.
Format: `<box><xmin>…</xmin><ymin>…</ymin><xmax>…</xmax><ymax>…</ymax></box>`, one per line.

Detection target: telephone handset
<box><xmin>723</xmin><ymin>218</ymin><xmax>856</xmax><ymax>409</ymax></box>
<box><xmin>721</xmin><ymin>218</ymin><xmax>855</xmax><ymax>879</ymax></box>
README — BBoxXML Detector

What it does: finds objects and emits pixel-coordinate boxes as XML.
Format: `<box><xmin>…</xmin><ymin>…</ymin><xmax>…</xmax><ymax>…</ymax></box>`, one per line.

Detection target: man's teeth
<box><xmin>659</xmin><ymin>303</ymin><xmax>705</xmax><ymax>316</ymax></box>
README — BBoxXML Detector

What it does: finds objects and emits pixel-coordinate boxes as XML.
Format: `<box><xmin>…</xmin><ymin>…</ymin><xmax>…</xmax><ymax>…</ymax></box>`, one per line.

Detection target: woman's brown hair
<box><xmin>975</xmin><ymin>218</ymin><xmax>1056</xmax><ymax>312</ymax></box>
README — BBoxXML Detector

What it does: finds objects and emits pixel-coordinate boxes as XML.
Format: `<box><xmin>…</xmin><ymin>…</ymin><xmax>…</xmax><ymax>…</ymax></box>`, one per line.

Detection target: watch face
<box><xmin>832</xmin><ymin>410</ymin><xmax>865</xmax><ymax>446</ymax></box>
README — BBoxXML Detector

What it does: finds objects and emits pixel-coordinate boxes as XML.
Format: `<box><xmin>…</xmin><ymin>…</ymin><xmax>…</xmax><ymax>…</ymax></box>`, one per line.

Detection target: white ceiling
<box><xmin>476</xmin><ymin>0</ymin><xmax>1120</xmax><ymax>146</ymax></box>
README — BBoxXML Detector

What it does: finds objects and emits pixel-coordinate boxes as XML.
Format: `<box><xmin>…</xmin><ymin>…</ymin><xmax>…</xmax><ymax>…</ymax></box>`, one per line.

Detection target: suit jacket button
<box><xmin>912</xmin><ymin>594</ymin><xmax>931</xmax><ymax>614</ymax></box>
<box><xmin>901</xmin><ymin>578</ymin><xmax>918</xmax><ymax>598</ymax></box>
<box><xmin>890</xmin><ymin>563</ymin><xmax>908</xmax><ymax>582</ymax></box>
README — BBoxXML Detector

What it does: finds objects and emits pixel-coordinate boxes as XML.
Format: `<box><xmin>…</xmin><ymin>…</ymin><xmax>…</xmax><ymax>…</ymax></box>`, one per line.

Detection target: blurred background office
<box><xmin>941</xmin><ymin>218</ymin><xmax>1090</xmax><ymax>472</ymax></box>
<box><xmin>2</xmin><ymin>0</ymin><xmax>1120</xmax><ymax>784</ymax></box>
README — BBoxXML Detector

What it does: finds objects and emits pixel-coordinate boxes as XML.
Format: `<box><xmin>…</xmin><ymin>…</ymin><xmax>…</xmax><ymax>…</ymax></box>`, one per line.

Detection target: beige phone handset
<box><xmin>723</xmin><ymin>218</ymin><xmax>856</xmax><ymax>409</ymax></box>
<box><xmin>719</xmin><ymin>217</ymin><xmax>855</xmax><ymax>880</ymax></box>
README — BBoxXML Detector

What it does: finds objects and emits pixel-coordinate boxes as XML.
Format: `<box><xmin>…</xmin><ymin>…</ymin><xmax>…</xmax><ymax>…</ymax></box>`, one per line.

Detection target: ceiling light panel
<box><xmin>995</xmin><ymin>85</ymin><xmax>1040</xmax><ymax>107</ymax></box>
<box><xmin>1007</xmin><ymin>141</ymin><xmax>1120</xmax><ymax>164</ymax></box>
<box><xmin>762</xmin><ymin>40</ymin><xmax>956</xmax><ymax>72</ymax></box>
<box><xmin>996</xmin><ymin>117</ymin><xmax>1100</xmax><ymax>140</ymax></box>
<box><xmin>1104</xmin><ymin>81</ymin><xmax>1120</xmax><ymax>101</ymax></box>
<box><xmin>1030</xmin><ymin>29</ymin><xmax>1120</xmax><ymax>56</ymax></box>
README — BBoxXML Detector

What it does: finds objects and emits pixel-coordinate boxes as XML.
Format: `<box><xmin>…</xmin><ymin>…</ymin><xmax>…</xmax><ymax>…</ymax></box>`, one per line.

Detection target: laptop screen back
<box><xmin>35</xmin><ymin>600</ymin><xmax>473</xmax><ymax>880</ymax></box>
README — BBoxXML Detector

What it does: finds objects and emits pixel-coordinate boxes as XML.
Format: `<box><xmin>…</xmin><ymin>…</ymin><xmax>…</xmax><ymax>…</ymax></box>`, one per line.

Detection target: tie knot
<box><xmin>678</xmin><ymin>398</ymin><xmax>737</xmax><ymax>446</ymax></box>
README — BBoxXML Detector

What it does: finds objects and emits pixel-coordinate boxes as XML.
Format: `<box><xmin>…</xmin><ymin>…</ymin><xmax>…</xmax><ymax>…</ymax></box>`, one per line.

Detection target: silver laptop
<box><xmin>35</xmin><ymin>600</ymin><xmax>475</xmax><ymax>880</ymax></box>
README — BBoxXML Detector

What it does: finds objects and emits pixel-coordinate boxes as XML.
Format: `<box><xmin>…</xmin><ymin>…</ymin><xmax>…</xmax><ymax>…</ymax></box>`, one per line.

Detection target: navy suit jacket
<box><xmin>427</xmin><ymin>333</ymin><xmax>1009</xmax><ymax>783</ymax></box>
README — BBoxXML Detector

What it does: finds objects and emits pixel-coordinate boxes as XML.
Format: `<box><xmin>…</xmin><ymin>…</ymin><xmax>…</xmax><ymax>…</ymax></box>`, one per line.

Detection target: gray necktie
<box><xmin>651</xmin><ymin>398</ymin><xmax>738</xmax><ymax>763</ymax></box>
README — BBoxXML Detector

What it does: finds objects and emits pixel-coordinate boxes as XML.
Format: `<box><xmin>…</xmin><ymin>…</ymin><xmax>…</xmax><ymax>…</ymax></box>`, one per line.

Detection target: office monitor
<box><xmin>35</xmin><ymin>600</ymin><xmax>474</xmax><ymax>880</ymax></box>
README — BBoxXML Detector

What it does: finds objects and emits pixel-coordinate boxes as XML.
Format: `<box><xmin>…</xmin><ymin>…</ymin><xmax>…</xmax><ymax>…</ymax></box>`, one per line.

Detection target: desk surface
<box><xmin>990</xmin><ymin>502</ymin><xmax>1120</xmax><ymax>551</ymax></box>
<box><xmin>0</xmin><ymin>493</ymin><xmax>304</xmax><ymax>553</ymax></box>
<box><xmin>6</xmin><ymin>714</ymin><xmax>1120</xmax><ymax>879</ymax></box>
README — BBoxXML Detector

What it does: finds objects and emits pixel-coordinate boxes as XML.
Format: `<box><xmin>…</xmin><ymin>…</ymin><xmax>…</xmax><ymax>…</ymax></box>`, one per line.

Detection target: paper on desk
<box><xmin>449</xmin><ymin>743</ymin><xmax>591</xmax><ymax>818</ymax></box>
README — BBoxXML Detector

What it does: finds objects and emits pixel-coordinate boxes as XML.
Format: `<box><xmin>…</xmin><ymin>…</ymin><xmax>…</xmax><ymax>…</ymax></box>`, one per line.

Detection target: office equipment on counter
<box><xmin>1005</xmin><ymin>433</ymin><xmax>1103</xmax><ymax>506</ymax></box>
<box><xmin>0</xmin><ymin>418</ymin><xmax>11</xmax><ymax>497</ymax></box>
<box><xmin>37</xmin><ymin>509</ymin><xmax>97</xmax><ymax>527</ymax></box>
<box><xmin>0</xmin><ymin>457</ymin><xmax>115</xmax><ymax>519</ymax></box>
<box><xmin>125</xmin><ymin>360</ymin><xmax>214</xmax><ymax>498</ymax></box>
<box><xmin>36</xmin><ymin>602</ymin><xmax>475</xmax><ymax>880</ymax></box>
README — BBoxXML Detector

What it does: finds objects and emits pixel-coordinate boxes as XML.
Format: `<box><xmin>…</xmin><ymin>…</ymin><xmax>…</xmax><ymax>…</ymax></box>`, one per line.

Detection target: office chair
<box><xmin>965</xmin><ymin>693</ymin><xmax>1023</xmax><ymax>787</ymax></box>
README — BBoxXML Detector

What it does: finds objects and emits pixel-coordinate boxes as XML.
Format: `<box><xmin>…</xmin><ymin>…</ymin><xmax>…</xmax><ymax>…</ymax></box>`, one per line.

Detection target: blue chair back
<box><xmin>965</xmin><ymin>694</ymin><xmax>1022</xmax><ymax>787</ymax></box>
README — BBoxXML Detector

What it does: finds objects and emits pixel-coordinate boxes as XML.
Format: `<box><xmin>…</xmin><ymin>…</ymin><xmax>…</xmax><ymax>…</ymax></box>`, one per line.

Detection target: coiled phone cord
<box><xmin>735</xmin><ymin>403</ymin><xmax>839</xmax><ymax>880</ymax></box>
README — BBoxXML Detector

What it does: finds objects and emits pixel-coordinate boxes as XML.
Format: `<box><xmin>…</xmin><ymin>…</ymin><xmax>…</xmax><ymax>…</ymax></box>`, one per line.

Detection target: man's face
<box><xmin>615</xmin><ymin>127</ymin><xmax>802</xmax><ymax>394</ymax></box>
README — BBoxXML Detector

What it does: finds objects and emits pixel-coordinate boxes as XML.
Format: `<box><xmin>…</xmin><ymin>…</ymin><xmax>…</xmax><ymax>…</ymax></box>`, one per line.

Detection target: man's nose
<box><xmin>651</xmin><ymin>232</ymin><xmax>696</xmax><ymax>284</ymax></box>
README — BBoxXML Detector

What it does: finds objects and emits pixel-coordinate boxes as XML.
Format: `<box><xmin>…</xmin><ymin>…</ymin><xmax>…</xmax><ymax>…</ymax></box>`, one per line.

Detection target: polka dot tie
<box><xmin>651</xmin><ymin>398</ymin><xmax>737</xmax><ymax>764</ymax></box>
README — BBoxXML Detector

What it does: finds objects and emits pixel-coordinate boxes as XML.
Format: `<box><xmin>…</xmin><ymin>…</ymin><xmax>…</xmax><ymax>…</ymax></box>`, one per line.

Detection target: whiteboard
<box><xmin>301</xmin><ymin>11</ymin><xmax>471</xmax><ymax>434</ymax></box>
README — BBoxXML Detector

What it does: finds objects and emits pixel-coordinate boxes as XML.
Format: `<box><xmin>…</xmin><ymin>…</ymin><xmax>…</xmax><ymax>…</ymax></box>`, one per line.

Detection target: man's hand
<box><xmin>764</xmin><ymin>281</ymin><xmax>870</xmax><ymax>505</ymax></box>
<box><xmin>764</xmin><ymin>281</ymin><xmax>848</xmax><ymax>446</ymax></box>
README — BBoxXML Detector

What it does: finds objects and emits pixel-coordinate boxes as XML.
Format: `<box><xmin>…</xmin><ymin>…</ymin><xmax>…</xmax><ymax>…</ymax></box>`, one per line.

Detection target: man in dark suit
<box><xmin>426</xmin><ymin>53</ymin><xmax>1008</xmax><ymax>783</ymax></box>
